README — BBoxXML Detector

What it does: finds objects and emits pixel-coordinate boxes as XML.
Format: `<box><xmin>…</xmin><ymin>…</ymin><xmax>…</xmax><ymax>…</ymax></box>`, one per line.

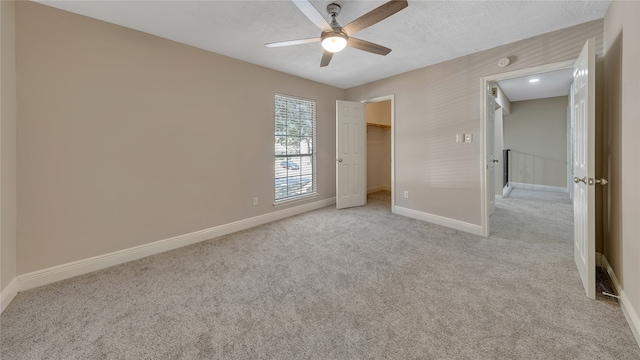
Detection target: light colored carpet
<box><xmin>1</xmin><ymin>189</ymin><xmax>638</xmax><ymax>359</ymax></box>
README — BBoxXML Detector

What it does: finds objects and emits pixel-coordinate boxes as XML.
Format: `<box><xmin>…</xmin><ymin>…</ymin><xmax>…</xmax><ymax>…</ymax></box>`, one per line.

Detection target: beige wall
<box><xmin>365</xmin><ymin>101</ymin><xmax>391</xmax><ymax>127</ymax></box>
<box><xmin>603</xmin><ymin>0</ymin><xmax>640</xmax><ymax>341</ymax></box>
<box><xmin>15</xmin><ymin>2</ymin><xmax>344</xmax><ymax>274</ymax></box>
<box><xmin>346</xmin><ymin>20</ymin><xmax>603</xmax><ymax>225</ymax></box>
<box><xmin>1</xmin><ymin>0</ymin><xmax>17</xmax><ymax>295</ymax></box>
<box><xmin>504</xmin><ymin>96</ymin><xmax>569</xmax><ymax>189</ymax></box>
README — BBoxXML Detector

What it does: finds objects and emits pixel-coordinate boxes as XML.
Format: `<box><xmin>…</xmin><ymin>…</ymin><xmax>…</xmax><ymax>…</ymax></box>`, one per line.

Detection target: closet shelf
<box><xmin>366</xmin><ymin>122</ymin><xmax>391</xmax><ymax>129</ymax></box>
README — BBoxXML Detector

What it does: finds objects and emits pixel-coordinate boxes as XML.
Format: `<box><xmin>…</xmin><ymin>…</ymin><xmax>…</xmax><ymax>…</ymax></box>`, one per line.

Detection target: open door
<box><xmin>487</xmin><ymin>92</ymin><xmax>497</xmax><ymax>216</ymax></box>
<box><xmin>572</xmin><ymin>38</ymin><xmax>596</xmax><ymax>299</ymax></box>
<box><xmin>336</xmin><ymin>100</ymin><xmax>366</xmax><ymax>209</ymax></box>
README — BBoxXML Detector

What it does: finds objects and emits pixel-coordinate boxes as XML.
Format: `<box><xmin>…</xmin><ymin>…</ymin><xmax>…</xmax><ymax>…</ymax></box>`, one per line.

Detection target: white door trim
<box><xmin>361</xmin><ymin>94</ymin><xmax>395</xmax><ymax>211</ymax></box>
<box><xmin>480</xmin><ymin>60</ymin><xmax>575</xmax><ymax>237</ymax></box>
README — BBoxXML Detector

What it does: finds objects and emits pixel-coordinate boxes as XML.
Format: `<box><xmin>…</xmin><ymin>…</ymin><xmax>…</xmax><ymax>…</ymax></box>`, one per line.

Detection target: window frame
<box><xmin>273</xmin><ymin>93</ymin><xmax>318</xmax><ymax>205</ymax></box>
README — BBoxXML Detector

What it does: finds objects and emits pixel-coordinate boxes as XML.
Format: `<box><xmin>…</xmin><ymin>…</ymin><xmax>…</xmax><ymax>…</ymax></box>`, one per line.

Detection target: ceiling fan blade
<box><xmin>343</xmin><ymin>0</ymin><xmax>408</xmax><ymax>36</ymax></box>
<box><xmin>320</xmin><ymin>50</ymin><xmax>333</xmax><ymax>67</ymax></box>
<box><xmin>265</xmin><ymin>37</ymin><xmax>321</xmax><ymax>48</ymax></box>
<box><xmin>292</xmin><ymin>0</ymin><xmax>332</xmax><ymax>31</ymax></box>
<box><xmin>347</xmin><ymin>38</ymin><xmax>391</xmax><ymax>56</ymax></box>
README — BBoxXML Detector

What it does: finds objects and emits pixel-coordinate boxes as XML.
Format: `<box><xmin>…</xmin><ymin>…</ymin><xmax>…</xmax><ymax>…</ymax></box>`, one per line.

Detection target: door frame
<box><xmin>360</xmin><ymin>94</ymin><xmax>396</xmax><ymax>211</ymax></box>
<box><xmin>480</xmin><ymin>60</ymin><xmax>575</xmax><ymax>237</ymax></box>
<box><xmin>487</xmin><ymin>91</ymin><xmax>497</xmax><ymax>217</ymax></box>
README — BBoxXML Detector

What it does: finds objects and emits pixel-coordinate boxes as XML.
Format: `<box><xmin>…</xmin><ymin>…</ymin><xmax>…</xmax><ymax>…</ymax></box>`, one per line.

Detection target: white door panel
<box><xmin>573</xmin><ymin>38</ymin><xmax>596</xmax><ymax>299</ymax></box>
<box><xmin>336</xmin><ymin>101</ymin><xmax>366</xmax><ymax>209</ymax></box>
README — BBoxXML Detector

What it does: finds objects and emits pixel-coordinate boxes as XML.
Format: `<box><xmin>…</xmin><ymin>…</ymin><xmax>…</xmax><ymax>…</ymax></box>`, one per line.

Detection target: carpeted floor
<box><xmin>1</xmin><ymin>189</ymin><xmax>638</xmax><ymax>359</ymax></box>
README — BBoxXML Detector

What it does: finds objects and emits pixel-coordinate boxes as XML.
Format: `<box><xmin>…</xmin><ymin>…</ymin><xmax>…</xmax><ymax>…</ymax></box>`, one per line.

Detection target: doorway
<box><xmin>364</xmin><ymin>95</ymin><xmax>395</xmax><ymax>211</ymax></box>
<box><xmin>482</xmin><ymin>38</ymin><xmax>598</xmax><ymax>299</ymax></box>
<box><xmin>494</xmin><ymin>71</ymin><xmax>574</xmax><ymax>199</ymax></box>
<box><xmin>481</xmin><ymin>60</ymin><xmax>575</xmax><ymax>236</ymax></box>
<box><xmin>335</xmin><ymin>95</ymin><xmax>395</xmax><ymax>211</ymax></box>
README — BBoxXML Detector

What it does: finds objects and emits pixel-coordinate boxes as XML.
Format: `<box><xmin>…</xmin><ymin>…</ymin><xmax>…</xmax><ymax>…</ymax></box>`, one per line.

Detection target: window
<box><xmin>275</xmin><ymin>94</ymin><xmax>316</xmax><ymax>203</ymax></box>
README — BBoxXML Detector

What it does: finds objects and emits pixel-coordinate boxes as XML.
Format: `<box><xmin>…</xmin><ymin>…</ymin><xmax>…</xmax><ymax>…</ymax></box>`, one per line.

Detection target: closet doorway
<box><xmin>364</xmin><ymin>95</ymin><xmax>395</xmax><ymax>211</ymax></box>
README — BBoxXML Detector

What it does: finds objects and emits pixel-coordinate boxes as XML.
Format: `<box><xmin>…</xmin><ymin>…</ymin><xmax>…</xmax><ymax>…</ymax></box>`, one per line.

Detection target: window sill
<box><xmin>273</xmin><ymin>193</ymin><xmax>319</xmax><ymax>208</ymax></box>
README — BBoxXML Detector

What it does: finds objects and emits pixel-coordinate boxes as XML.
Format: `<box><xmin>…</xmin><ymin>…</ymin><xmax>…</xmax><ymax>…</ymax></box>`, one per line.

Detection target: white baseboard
<box><xmin>1</xmin><ymin>278</ymin><xmax>18</xmax><ymax>314</ymax></box>
<box><xmin>601</xmin><ymin>255</ymin><xmax>640</xmax><ymax>348</ymax></box>
<box><xmin>509</xmin><ymin>182</ymin><xmax>568</xmax><ymax>193</ymax></box>
<box><xmin>503</xmin><ymin>185</ymin><xmax>513</xmax><ymax>198</ymax></box>
<box><xmin>596</xmin><ymin>252</ymin><xmax>602</xmax><ymax>267</ymax></box>
<box><xmin>367</xmin><ymin>185</ymin><xmax>391</xmax><ymax>194</ymax></box>
<box><xmin>17</xmin><ymin>197</ymin><xmax>336</xmax><ymax>293</ymax></box>
<box><xmin>393</xmin><ymin>206</ymin><xmax>483</xmax><ymax>236</ymax></box>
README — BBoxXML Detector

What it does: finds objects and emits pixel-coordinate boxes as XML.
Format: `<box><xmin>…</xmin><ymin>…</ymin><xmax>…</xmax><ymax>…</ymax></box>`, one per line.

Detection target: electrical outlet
<box><xmin>404</xmin><ymin>191</ymin><xmax>409</xmax><ymax>199</ymax></box>
<box><xmin>253</xmin><ymin>197</ymin><xmax>259</xmax><ymax>206</ymax></box>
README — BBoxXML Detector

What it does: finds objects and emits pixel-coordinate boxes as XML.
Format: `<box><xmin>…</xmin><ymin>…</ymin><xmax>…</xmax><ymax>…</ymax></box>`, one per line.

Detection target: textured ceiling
<box><xmin>35</xmin><ymin>0</ymin><xmax>610</xmax><ymax>89</ymax></box>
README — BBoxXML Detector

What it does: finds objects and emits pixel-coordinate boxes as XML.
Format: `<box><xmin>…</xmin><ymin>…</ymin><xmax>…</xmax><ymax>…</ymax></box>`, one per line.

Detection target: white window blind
<box><xmin>275</xmin><ymin>94</ymin><xmax>316</xmax><ymax>202</ymax></box>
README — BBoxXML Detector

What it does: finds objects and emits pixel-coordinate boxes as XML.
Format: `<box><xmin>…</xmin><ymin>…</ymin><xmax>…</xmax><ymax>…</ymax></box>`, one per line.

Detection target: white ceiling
<box><xmin>35</xmin><ymin>0</ymin><xmax>610</xmax><ymax>89</ymax></box>
<box><xmin>497</xmin><ymin>68</ymin><xmax>574</xmax><ymax>102</ymax></box>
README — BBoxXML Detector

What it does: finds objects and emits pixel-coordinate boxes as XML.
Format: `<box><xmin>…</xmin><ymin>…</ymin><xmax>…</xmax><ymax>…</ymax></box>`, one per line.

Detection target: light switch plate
<box><xmin>464</xmin><ymin>134</ymin><xmax>473</xmax><ymax>143</ymax></box>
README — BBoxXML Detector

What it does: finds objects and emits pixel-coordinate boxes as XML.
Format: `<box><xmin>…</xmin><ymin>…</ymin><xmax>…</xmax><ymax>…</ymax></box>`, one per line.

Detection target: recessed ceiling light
<box><xmin>529</xmin><ymin>78</ymin><xmax>540</xmax><ymax>83</ymax></box>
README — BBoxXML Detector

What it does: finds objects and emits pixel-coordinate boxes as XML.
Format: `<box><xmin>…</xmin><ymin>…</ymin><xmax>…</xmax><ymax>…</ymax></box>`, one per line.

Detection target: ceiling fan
<box><xmin>265</xmin><ymin>0</ymin><xmax>408</xmax><ymax>67</ymax></box>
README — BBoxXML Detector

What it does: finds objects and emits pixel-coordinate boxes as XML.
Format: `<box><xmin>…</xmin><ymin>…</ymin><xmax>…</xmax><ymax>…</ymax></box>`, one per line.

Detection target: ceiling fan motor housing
<box><xmin>321</xmin><ymin>29</ymin><xmax>347</xmax><ymax>41</ymax></box>
<box><xmin>326</xmin><ymin>3</ymin><xmax>341</xmax><ymax>17</ymax></box>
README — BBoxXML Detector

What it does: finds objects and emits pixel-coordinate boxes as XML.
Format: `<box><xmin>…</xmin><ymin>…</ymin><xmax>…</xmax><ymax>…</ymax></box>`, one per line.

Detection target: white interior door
<box><xmin>487</xmin><ymin>93</ymin><xmax>497</xmax><ymax>216</ymax></box>
<box><xmin>572</xmin><ymin>38</ymin><xmax>596</xmax><ymax>299</ymax></box>
<box><xmin>336</xmin><ymin>100</ymin><xmax>366</xmax><ymax>209</ymax></box>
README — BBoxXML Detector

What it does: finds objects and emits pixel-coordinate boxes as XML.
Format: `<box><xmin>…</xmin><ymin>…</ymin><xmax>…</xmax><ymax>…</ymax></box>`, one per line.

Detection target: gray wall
<box><xmin>504</xmin><ymin>96</ymin><xmax>569</xmax><ymax>189</ymax></box>
<box><xmin>346</xmin><ymin>20</ymin><xmax>603</xmax><ymax>225</ymax></box>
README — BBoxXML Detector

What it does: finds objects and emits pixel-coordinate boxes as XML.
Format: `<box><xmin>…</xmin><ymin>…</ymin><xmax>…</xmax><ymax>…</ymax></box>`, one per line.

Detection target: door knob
<box><xmin>492</xmin><ymin>159</ymin><xmax>499</xmax><ymax>163</ymax></box>
<box><xmin>574</xmin><ymin>176</ymin><xmax>587</xmax><ymax>184</ymax></box>
<box><xmin>338</xmin><ymin>158</ymin><xmax>343</xmax><ymax>162</ymax></box>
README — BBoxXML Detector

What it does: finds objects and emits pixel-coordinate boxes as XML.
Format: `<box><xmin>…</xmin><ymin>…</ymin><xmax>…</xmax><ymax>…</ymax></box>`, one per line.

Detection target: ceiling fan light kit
<box><xmin>266</xmin><ymin>0</ymin><xmax>408</xmax><ymax>67</ymax></box>
<box><xmin>321</xmin><ymin>31</ymin><xmax>348</xmax><ymax>52</ymax></box>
